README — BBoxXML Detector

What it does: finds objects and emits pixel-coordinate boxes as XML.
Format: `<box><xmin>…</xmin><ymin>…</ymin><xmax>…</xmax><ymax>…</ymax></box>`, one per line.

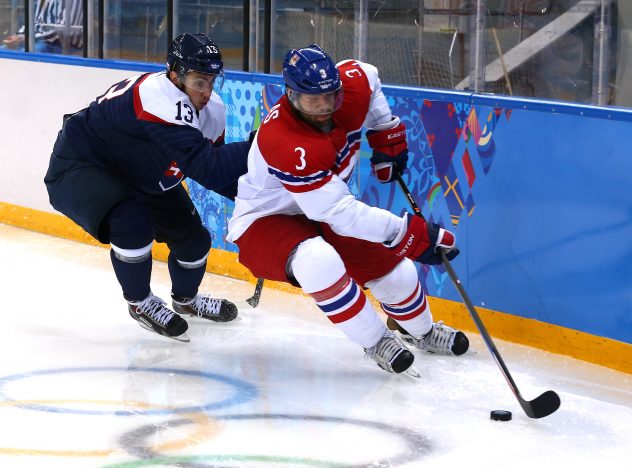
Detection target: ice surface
<box><xmin>1</xmin><ymin>223</ymin><xmax>631</xmax><ymax>467</ymax></box>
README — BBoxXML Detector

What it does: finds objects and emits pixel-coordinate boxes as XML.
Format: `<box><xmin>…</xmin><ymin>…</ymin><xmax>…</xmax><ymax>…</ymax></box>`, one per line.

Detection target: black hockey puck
<box><xmin>490</xmin><ymin>410</ymin><xmax>512</xmax><ymax>421</ymax></box>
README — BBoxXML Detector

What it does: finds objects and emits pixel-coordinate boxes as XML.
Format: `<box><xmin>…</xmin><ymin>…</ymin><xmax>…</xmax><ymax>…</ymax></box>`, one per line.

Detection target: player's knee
<box><xmin>169</xmin><ymin>225</ymin><xmax>211</xmax><ymax>264</ymax></box>
<box><xmin>171</xmin><ymin>251</ymin><xmax>209</xmax><ymax>270</ymax></box>
<box><xmin>107</xmin><ymin>200</ymin><xmax>153</xmax><ymax>249</ymax></box>
<box><xmin>111</xmin><ymin>242</ymin><xmax>153</xmax><ymax>263</ymax></box>
<box><xmin>367</xmin><ymin>258</ymin><xmax>419</xmax><ymax>304</ymax></box>
<box><xmin>289</xmin><ymin>237</ymin><xmax>346</xmax><ymax>294</ymax></box>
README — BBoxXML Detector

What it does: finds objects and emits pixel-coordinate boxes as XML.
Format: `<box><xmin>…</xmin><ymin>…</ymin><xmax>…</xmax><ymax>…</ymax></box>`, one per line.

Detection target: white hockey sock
<box><xmin>311</xmin><ymin>274</ymin><xmax>386</xmax><ymax>349</ymax></box>
<box><xmin>290</xmin><ymin>237</ymin><xmax>387</xmax><ymax>348</ymax></box>
<box><xmin>366</xmin><ymin>259</ymin><xmax>433</xmax><ymax>337</ymax></box>
<box><xmin>382</xmin><ymin>282</ymin><xmax>433</xmax><ymax>337</ymax></box>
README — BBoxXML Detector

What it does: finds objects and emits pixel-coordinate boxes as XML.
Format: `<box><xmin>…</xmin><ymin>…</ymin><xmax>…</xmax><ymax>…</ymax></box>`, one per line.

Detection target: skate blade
<box><xmin>170</xmin><ymin>332</ymin><xmax>190</xmax><ymax>343</ymax></box>
<box><xmin>405</xmin><ymin>365</ymin><xmax>422</xmax><ymax>378</ymax></box>
<box><xmin>137</xmin><ymin>323</ymin><xmax>190</xmax><ymax>343</ymax></box>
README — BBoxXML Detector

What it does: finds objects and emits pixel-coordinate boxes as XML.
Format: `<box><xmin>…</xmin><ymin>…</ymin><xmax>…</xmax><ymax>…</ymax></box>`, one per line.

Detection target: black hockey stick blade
<box><xmin>246</xmin><ymin>278</ymin><xmax>264</xmax><ymax>308</ymax></box>
<box><xmin>518</xmin><ymin>390</ymin><xmax>561</xmax><ymax>419</ymax></box>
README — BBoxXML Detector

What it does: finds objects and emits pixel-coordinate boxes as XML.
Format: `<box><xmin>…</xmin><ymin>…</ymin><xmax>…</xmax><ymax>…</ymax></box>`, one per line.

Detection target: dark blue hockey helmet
<box><xmin>167</xmin><ymin>33</ymin><xmax>223</xmax><ymax>77</ymax></box>
<box><xmin>282</xmin><ymin>44</ymin><xmax>341</xmax><ymax>94</ymax></box>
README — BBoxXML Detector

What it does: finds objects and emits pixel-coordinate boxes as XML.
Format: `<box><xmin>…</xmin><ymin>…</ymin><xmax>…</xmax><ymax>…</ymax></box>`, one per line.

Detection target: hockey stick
<box><xmin>246</xmin><ymin>278</ymin><xmax>264</xmax><ymax>307</ymax></box>
<box><xmin>395</xmin><ymin>173</ymin><xmax>560</xmax><ymax>418</ymax></box>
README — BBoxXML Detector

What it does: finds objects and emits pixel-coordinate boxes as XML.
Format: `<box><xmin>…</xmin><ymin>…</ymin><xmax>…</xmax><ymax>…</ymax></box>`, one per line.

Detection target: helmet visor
<box><xmin>289</xmin><ymin>88</ymin><xmax>344</xmax><ymax>116</ymax></box>
<box><xmin>180</xmin><ymin>71</ymin><xmax>224</xmax><ymax>94</ymax></box>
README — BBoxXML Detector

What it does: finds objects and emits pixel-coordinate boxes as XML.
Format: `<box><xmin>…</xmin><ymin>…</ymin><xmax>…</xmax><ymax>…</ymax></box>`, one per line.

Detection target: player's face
<box><xmin>175</xmin><ymin>71</ymin><xmax>218</xmax><ymax>111</ymax></box>
<box><xmin>290</xmin><ymin>89</ymin><xmax>343</xmax><ymax>126</ymax></box>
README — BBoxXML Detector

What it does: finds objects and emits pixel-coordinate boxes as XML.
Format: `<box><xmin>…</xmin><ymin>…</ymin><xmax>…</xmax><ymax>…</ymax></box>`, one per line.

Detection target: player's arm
<box><xmin>142</xmin><ymin>120</ymin><xmax>249</xmax><ymax>199</ymax></box>
<box><xmin>292</xmin><ymin>175</ymin><xmax>404</xmax><ymax>242</ymax></box>
<box><xmin>300</xmin><ymin>176</ymin><xmax>459</xmax><ymax>264</ymax></box>
<box><xmin>360</xmin><ymin>62</ymin><xmax>409</xmax><ymax>184</ymax></box>
<box><xmin>188</xmin><ymin>139</ymin><xmax>250</xmax><ymax>200</ymax></box>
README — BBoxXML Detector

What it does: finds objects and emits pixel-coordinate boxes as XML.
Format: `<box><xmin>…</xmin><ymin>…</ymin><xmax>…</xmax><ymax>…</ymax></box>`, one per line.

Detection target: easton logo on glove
<box><xmin>387</xmin><ymin>129</ymin><xmax>406</xmax><ymax>140</ymax></box>
<box><xmin>367</xmin><ymin>121</ymin><xmax>408</xmax><ymax>184</ymax></box>
<box><xmin>389</xmin><ymin>213</ymin><xmax>460</xmax><ymax>265</ymax></box>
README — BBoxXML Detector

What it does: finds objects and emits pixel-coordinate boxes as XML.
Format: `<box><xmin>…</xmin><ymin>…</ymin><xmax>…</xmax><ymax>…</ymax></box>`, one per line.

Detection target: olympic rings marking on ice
<box><xmin>106</xmin><ymin>454</ymin><xmax>345</xmax><ymax>467</ymax></box>
<box><xmin>0</xmin><ymin>369</ymin><xmax>433</xmax><ymax>466</ymax></box>
<box><xmin>105</xmin><ymin>413</ymin><xmax>433</xmax><ymax>467</ymax></box>
<box><xmin>0</xmin><ymin>367</ymin><xmax>258</xmax><ymax>415</ymax></box>
<box><xmin>0</xmin><ymin>400</ymin><xmax>218</xmax><ymax>457</ymax></box>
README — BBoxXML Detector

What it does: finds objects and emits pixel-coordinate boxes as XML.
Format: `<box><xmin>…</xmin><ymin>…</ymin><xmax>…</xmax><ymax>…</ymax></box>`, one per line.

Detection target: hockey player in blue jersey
<box><xmin>44</xmin><ymin>33</ymin><xmax>248</xmax><ymax>341</ymax></box>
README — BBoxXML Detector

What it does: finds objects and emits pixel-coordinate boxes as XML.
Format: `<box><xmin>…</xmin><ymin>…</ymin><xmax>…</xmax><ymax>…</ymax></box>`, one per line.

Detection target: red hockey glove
<box><xmin>367</xmin><ymin>121</ymin><xmax>408</xmax><ymax>183</ymax></box>
<box><xmin>389</xmin><ymin>214</ymin><xmax>460</xmax><ymax>265</ymax></box>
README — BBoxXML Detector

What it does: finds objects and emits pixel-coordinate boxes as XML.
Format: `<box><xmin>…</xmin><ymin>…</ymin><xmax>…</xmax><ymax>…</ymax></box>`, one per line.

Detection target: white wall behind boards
<box><xmin>0</xmin><ymin>58</ymin><xmax>135</xmax><ymax>212</ymax></box>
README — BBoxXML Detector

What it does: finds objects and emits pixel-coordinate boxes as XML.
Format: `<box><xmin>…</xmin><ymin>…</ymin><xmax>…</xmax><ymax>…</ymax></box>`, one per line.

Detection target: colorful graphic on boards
<box><xmin>187</xmin><ymin>77</ymin><xmax>511</xmax><ymax>294</ymax></box>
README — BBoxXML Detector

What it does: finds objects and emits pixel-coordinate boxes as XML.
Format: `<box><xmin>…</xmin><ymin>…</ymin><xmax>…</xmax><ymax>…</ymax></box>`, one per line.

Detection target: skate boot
<box><xmin>364</xmin><ymin>330</ymin><xmax>415</xmax><ymax>374</ymax></box>
<box><xmin>387</xmin><ymin>317</ymin><xmax>469</xmax><ymax>356</ymax></box>
<box><xmin>172</xmin><ymin>294</ymin><xmax>238</xmax><ymax>322</ymax></box>
<box><xmin>128</xmin><ymin>294</ymin><xmax>189</xmax><ymax>342</ymax></box>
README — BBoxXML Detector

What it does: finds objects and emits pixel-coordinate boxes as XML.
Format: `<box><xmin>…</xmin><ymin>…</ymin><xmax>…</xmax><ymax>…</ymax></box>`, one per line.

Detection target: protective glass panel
<box><xmin>176</xmin><ymin>0</ymin><xmax>244</xmax><ymax>71</ymax></box>
<box><xmin>273</xmin><ymin>1</ymin><xmax>461</xmax><ymax>87</ymax></box>
<box><xmin>480</xmin><ymin>0</ymin><xmax>598</xmax><ymax>103</ymax></box>
<box><xmin>103</xmin><ymin>0</ymin><xmax>166</xmax><ymax>61</ymax></box>
<box><xmin>272</xmin><ymin>1</ymin><xmax>355</xmax><ymax>73</ymax></box>
<box><xmin>1</xmin><ymin>0</ymin><xmax>83</xmax><ymax>55</ymax></box>
<box><xmin>368</xmin><ymin>1</ymin><xmax>459</xmax><ymax>88</ymax></box>
<box><xmin>0</xmin><ymin>0</ymin><xmax>629</xmax><ymax>109</ymax></box>
<box><xmin>1</xmin><ymin>0</ymin><xmax>24</xmax><ymax>50</ymax></box>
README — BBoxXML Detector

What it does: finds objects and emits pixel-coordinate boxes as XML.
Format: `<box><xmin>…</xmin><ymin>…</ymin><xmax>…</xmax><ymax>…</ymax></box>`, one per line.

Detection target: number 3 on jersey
<box><xmin>294</xmin><ymin>147</ymin><xmax>307</xmax><ymax>170</ymax></box>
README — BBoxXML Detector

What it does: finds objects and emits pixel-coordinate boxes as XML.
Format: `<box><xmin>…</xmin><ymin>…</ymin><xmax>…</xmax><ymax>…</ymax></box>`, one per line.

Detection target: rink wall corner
<box><xmin>2</xmin><ymin>201</ymin><xmax>631</xmax><ymax>375</ymax></box>
<box><xmin>428</xmin><ymin>297</ymin><xmax>632</xmax><ymax>375</ymax></box>
<box><xmin>1</xmin><ymin>53</ymin><xmax>631</xmax><ymax>375</ymax></box>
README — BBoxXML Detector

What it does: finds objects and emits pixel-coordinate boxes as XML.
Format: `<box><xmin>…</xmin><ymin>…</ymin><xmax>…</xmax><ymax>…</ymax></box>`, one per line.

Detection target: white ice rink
<box><xmin>1</xmin><ymin>222</ymin><xmax>631</xmax><ymax>468</ymax></box>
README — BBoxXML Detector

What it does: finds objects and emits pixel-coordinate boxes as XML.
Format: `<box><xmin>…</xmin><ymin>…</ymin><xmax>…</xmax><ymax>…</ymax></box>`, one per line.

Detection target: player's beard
<box><xmin>298</xmin><ymin>111</ymin><xmax>333</xmax><ymax>130</ymax></box>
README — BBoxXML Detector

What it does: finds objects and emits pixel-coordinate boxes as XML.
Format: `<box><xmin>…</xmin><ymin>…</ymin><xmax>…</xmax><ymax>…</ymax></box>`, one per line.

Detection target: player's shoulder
<box><xmin>198</xmin><ymin>92</ymin><xmax>226</xmax><ymax>142</ymax></box>
<box><xmin>136</xmin><ymin>72</ymin><xmax>199</xmax><ymax>127</ymax></box>
<box><xmin>258</xmin><ymin>99</ymin><xmax>335</xmax><ymax>173</ymax></box>
<box><xmin>209</xmin><ymin>91</ymin><xmax>225</xmax><ymax>109</ymax></box>
<box><xmin>337</xmin><ymin>59</ymin><xmax>380</xmax><ymax>91</ymax></box>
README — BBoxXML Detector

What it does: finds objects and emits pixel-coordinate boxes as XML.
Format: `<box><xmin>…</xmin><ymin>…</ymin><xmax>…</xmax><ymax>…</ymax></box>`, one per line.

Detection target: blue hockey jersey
<box><xmin>57</xmin><ymin>71</ymin><xmax>248</xmax><ymax>198</ymax></box>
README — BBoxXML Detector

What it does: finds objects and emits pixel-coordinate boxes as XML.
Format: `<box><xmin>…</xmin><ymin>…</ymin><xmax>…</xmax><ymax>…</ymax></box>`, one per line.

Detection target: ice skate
<box><xmin>387</xmin><ymin>317</ymin><xmax>469</xmax><ymax>356</ymax></box>
<box><xmin>364</xmin><ymin>330</ymin><xmax>415</xmax><ymax>374</ymax></box>
<box><xmin>128</xmin><ymin>294</ymin><xmax>189</xmax><ymax>342</ymax></box>
<box><xmin>172</xmin><ymin>294</ymin><xmax>238</xmax><ymax>322</ymax></box>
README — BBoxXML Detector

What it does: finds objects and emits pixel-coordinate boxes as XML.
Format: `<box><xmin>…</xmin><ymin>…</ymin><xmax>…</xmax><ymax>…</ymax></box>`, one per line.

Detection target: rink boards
<box><xmin>0</xmin><ymin>51</ymin><xmax>630</xmax><ymax>374</ymax></box>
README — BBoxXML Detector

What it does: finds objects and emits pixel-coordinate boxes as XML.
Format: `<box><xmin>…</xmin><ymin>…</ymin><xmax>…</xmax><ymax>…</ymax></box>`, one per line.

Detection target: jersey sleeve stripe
<box><xmin>281</xmin><ymin>174</ymin><xmax>332</xmax><ymax>193</ymax></box>
<box><xmin>335</xmin><ymin>129</ymin><xmax>362</xmax><ymax>165</ymax></box>
<box><xmin>267</xmin><ymin>166</ymin><xmax>330</xmax><ymax>183</ymax></box>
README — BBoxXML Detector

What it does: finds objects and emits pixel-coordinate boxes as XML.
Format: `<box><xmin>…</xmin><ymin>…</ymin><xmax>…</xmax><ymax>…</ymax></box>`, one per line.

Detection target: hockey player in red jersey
<box><xmin>45</xmin><ymin>33</ymin><xmax>248</xmax><ymax>341</ymax></box>
<box><xmin>228</xmin><ymin>44</ymin><xmax>469</xmax><ymax>373</ymax></box>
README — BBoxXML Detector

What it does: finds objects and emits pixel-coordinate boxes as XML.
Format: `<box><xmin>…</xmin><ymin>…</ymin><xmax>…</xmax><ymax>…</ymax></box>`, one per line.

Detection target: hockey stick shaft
<box><xmin>246</xmin><ymin>277</ymin><xmax>264</xmax><ymax>308</ymax></box>
<box><xmin>439</xmin><ymin>251</ymin><xmax>531</xmax><ymax>405</ymax></box>
<box><xmin>395</xmin><ymin>173</ymin><xmax>560</xmax><ymax>418</ymax></box>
